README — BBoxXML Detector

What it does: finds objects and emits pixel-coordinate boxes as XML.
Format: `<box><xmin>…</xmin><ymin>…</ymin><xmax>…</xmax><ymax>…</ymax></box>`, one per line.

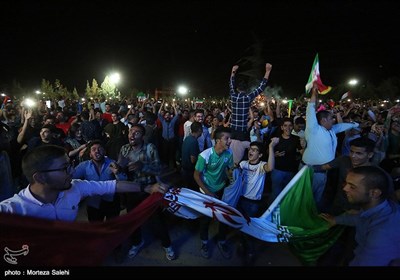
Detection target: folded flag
<box><xmin>305</xmin><ymin>53</ymin><xmax>332</xmax><ymax>95</ymax></box>
<box><xmin>164</xmin><ymin>166</ymin><xmax>344</xmax><ymax>265</ymax></box>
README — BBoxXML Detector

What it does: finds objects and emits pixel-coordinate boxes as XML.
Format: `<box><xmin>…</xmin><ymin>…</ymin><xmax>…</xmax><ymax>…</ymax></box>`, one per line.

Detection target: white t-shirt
<box><xmin>239</xmin><ymin>160</ymin><xmax>267</xmax><ymax>200</ymax></box>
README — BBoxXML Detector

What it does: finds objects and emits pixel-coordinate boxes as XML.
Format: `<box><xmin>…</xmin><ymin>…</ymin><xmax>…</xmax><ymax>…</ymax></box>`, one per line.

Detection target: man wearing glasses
<box><xmin>0</xmin><ymin>145</ymin><xmax>167</xmax><ymax>221</ymax></box>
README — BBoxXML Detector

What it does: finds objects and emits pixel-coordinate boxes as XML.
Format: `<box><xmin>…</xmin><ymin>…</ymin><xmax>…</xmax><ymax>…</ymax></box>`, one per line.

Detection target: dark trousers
<box><xmin>126</xmin><ymin>192</ymin><xmax>171</xmax><ymax>248</ymax></box>
<box><xmin>160</xmin><ymin>138</ymin><xmax>177</xmax><ymax>169</ymax></box>
<box><xmin>86</xmin><ymin>196</ymin><xmax>120</xmax><ymax>222</ymax></box>
<box><xmin>317</xmin><ymin>227</ymin><xmax>356</xmax><ymax>266</ymax></box>
<box><xmin>199</xmin><ymin>188</ymin><xmax>227</xmax><ymax>242</ymax></box>
<box><xmin>237</xmin><ymin>196</ymin><xmax>260</xmax><ymax>255</ymax></box>
<box><xmin>231</xmin><ymin>128</ymin><xmax>250</xmax><ymax>141</ymax></box>
<box><xmin>181</xmin><ymin>168</ymin><xmax>198</xmax><ymax>190</ymax></box>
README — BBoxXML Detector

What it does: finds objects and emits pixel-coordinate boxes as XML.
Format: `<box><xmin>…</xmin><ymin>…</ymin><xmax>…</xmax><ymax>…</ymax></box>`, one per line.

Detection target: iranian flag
<box><xmin>0</xmin><ymin>167</ymin><xmax>343</xmax><ymax>266</ymax></box>
<box><xmin>305</xmin><ymin>53</ymin><xmax>332</xmax><ymax>95</ymax></box>
<box><xmin>164</xmin><ymin>166</ymin><xmax>344</xmax><ymax>265</ymax></box>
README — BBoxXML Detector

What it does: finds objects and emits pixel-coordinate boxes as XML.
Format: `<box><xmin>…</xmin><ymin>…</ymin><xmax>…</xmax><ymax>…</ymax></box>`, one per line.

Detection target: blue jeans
<box><xmin>298</xmin><ymin>162</ymin><xmax>328</xmax><ymax>211</ymax></box>
<box><xmin>312</xmin><ymin>172</ymin><xmax>328</xmax><ymax>211</ymax></box>
<box><xmin>237</xmin><ymin>196</ymin><xmax>260</xmax><ymax>255</ymax></box>
<box><xmin>270</xmin><ymin>169</ymin><xmax>296</xmax><ymax>202</ymax></box>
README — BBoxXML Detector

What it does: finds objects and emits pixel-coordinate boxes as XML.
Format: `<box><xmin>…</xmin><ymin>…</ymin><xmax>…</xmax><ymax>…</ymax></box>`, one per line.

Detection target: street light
<box><xmin>177</xmin><ymin>85</ymin><xmax>188</xmax><ymax>96</ymax></box>
<box><xmin>348</xmin><ymin>79</ymin><xmax>358</xmax><ymax>86</ymax></box>
<box><xmin>110</xmin><ymin>73</ymin><xmax>121</xmax><ymax>99</ymax></box>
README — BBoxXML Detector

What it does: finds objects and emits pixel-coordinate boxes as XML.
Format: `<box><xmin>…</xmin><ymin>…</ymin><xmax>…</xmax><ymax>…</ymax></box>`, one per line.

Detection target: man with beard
<box><xmin>116</xmin><ymin>124</ymin><xmax>176</xmax><ymax>261</ymax></box>
<box><xmin>0</xmin><ymin>145</ymin><xmax>167</xmax><ymax>221</ymax></box>
<box><xmin>157</xmin><ymin>100</ymin><xmax>179</xmax><ymax>169</ymax></box>
<box><xmin>72</xmin><ymin>140</ymin><xmax>124</xmax><ymax>221</ymax></box>
<box><xmin>320</xmin><ymin>166</ymin><xmax>400</xmax><ymax>266</ymax></box>
<box><xmin>316</xmin><ymin>137</ymin><xmax>377</xmax><ymax>266</ymax></box>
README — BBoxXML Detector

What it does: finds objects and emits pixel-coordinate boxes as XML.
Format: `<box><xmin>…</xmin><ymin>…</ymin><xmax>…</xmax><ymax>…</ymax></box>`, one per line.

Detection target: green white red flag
<box><xmin>164</xmin><ymin>166</ymin><xmax>344</xmax><ymax>265</ymax></box>
<box><xmin>305</xmin><ymin>53</ymin><xmax>332</xmax><ymax>95</ymax></box>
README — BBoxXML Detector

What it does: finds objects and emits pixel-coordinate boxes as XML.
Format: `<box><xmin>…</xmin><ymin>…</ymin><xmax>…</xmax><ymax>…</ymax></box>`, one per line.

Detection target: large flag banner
<box><xmin>1</xmin><ymin>167</ymin><xmax>343</xmax><ymax>266</ymax></box>
<box><xmin>0</xmin><ymin>194</ymin><xmax>162</xmax><ymax>266</ymax></box>
<box><xmin>305</xmin><ymin>53</ymin><xmax>332</xmax><ymax>95</ymax></box>
<box><xmin>164</xmin><ymin>166</ymin><xmax>344</xmax><ymax>265</ymax></box>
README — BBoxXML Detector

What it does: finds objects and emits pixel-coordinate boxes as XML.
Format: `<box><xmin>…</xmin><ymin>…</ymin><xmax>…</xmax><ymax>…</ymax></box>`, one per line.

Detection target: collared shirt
<box><xmin>72</xmin><ymin>157</ymin><xmax>127</xmax><ymax>208</ymax></box>
<box><xmin>302</xmin><ymin>102</ymin><xmax>359</xmax><ymax>165</ymax></box>
<box><xmin>197</xmin><ymin>124</ymin><xmax>213</xmax><ymax>152</ymax></box>
<box><xmin>118</xmin><ymin>143</ymin><xmax>161</xmax><ymax>185</ymax></box>
<box><xmin>336</xmin><ymin>200</ymin><xmax>400</xmax><ymax>266</ymax></box>
<box><xmin>158</xmin><ymin>113</ymin><xmax>179</xmax><ymax>140</ymax></box>
<box><xmin>0</xmin><ymin>180</ymin><xmax>116</xmax><ymax>221</ymax></box>
<box><xmin>229</xmin><ymin>76</ymin><xmax>268</xmax><ymax>132</ymax></box>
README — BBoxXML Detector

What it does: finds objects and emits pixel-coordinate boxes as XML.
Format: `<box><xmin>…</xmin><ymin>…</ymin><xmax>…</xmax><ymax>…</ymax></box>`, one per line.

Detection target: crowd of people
<box><xmin>1</xmin><ymin>63</ymin><xmax>399</xmax><ymax>266</ymax></box>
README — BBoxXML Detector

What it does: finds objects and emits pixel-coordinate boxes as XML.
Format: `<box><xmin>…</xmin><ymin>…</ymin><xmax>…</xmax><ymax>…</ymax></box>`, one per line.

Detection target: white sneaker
<box><xmin>128</xmin><ymin>240</ymin><xmax>145</xmax><ymax>258</ymax></box>
<box><xmin>164</xmin><ymin>246</ymin><xmax>176</xmax><ymax>261</ymax></box>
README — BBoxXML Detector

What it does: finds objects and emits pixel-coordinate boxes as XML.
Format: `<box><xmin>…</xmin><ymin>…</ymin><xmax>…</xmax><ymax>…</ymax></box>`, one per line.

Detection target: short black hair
<box><xmin>349</xmin><ymin>166</ymin><xmax>393</xmax><ymax>200</ymax></box>
<box><xmin>214</xmin><ymin>127</ymin><xmax>231</xmax><ymax>140</ymax></box>
<box><xmin>130</xmin><ymin>124</ymin><xmax>145</xmax><ymax>136</ymax></box>
<box><xmin>190</xmin><ymin>121</ymin><xmax>203</xmax><ymax>134</ymax></box>
<box><xmin>249</xmin><ymin>141</ymin><xmax>264</xmax><ymax>154</ymax></box>
<box><xmin>349</xmin><ymin>137</ymin><xmax>376</xmax><ymax>153</ymax></box>
<box><xmin>41</xmin><ymin>124</ymin><xmax>57</xmax><ymax>134</ymax></box>
<box><xmin>86</xmin><ymin>139</ymin><xmax>103</xmax><ymax>150</ymax></box>
<box><xmin>236</xmin><ymin>78</ymin><xmax>248</xmax><ymax>91</ymax></box>
<box><xmin>294</xmin><ymin>116</ymin><xmax>305</xmax><ymax>125</ymax></box>
<box><xmin>22</xmin><ymin>145</ymin><xmax>67</xmax><ymax>183</ymax></box>
<box><xmin>316</xmin><ymin>110</ymin><xmax>331</xmax><ymax>124</ymax></box>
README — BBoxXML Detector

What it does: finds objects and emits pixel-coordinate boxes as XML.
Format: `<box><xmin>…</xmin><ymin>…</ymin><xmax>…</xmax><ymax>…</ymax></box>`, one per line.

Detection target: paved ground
<box><xmin>77</xmin><ymin>168</ymin><xmax>302</xmax><ymax>268</ymax></box>
<box><xmin>101</xmin><ymin>213</ymin><xmax>302</xmax><ymax>267</ymax></box>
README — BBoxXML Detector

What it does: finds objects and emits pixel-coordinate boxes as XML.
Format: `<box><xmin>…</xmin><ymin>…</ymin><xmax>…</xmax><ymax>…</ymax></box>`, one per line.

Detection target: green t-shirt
<box><xmin>195</xmin><ymin>147</ymin><xmax>233</xmax><ymax>193</ymax></box>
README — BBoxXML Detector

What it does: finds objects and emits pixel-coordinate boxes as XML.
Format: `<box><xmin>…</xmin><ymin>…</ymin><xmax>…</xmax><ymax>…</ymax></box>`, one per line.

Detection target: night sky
<box><xmin>1</xmin><ymin>0</ymin><xmax>399</xmax><ymax>98</ymax></box>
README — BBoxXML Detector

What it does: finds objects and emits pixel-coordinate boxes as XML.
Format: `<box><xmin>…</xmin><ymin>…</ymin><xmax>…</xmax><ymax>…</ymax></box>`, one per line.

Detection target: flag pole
<box><xmin>260</xmin><ymin>165</ymin><xmax>308</xmax><ymax>219</ymax></box>
<box><xmin>288</xmin><ymin>100</ymin><xmax>293</xmax><ymax>117</ymax></box>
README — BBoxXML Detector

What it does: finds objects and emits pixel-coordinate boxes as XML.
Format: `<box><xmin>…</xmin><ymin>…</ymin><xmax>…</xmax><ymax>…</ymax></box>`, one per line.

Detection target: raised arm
<box><xmin>264</xmin><ymin>137</ymin><xmax>279</xmax><ymax>172</ymax></box>
<box><xmin>17</xmin><ymin>109</ymin><xmax>33</xmax><ymax>144</ymax></box>
<box><xmin>247</xmin><ymin>107</ymin><xmax>255</xmax><ymax>130</ymax></box>
<box><xmin>264</xmin><ymin>63</ymin><xmax>272</xmax><ymax>80</ymax></box>
<box><xmin>310</xmin><ymin>83</ymin><xmax>318</xmax><ymax>104</ymax></box>
<box><xmin>158</xmin><ymin>100</ymin><xmax>165</xmax><ymax>114</ymax></box>
<box><xmin>231</xmin><ymin>65</ymin><xmax>239</xmax><ymax>77</ymax></box>
<box><xmin>229</xmin><ymin>65</ymin><xmax>239</xmax><ymax>95</ymax></box>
